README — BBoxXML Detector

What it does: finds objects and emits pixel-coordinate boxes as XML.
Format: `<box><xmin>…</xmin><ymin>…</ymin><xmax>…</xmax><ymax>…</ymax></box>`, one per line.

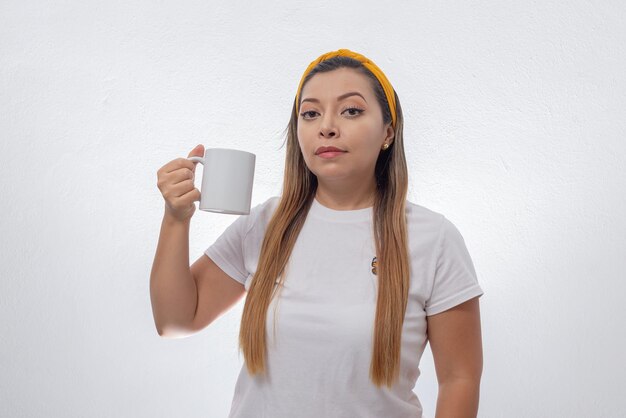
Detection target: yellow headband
<box><xmin>295</xmin><ymin>48</ymin><xmax>397</xmax><ymax>128</ymax></box>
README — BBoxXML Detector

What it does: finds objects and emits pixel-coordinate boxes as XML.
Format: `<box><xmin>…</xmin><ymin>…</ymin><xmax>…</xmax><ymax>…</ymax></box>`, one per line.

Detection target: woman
<box><xmin>152</xmin><ymin>48</ymin><xmax>484</xmax><ymax>418</ymax></box>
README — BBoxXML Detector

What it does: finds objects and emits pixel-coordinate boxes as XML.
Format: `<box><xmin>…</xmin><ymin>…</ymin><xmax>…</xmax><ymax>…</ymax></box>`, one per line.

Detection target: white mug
<box><xmin>187</xmin><ymin>148</ymin><xmax>256</xmax><ymax>215</ymax></box>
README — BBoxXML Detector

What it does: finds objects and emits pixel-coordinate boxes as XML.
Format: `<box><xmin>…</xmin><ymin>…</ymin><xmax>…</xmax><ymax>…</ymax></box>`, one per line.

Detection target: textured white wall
<box><xmin>1</xmin><ymin>1</ymin><xmax>625</xmax><ymax>417</ymax></box>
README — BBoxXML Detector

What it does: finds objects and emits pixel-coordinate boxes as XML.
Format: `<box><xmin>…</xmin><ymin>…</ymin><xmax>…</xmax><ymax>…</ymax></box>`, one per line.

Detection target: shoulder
<box><xmin>405</xmin><ymin>200</ymin><xmax>446</xmax><ymax>240</ymax></box>
<box><xmin>245</xmin><ymin>195</ymin><xmax>280</xmax><ymax>218</ymax></box>
<box><xmin>406</xmin><ymin>200</ymin><xmax>475</xmax><ymax>258</ymax></box>
<box><xmin>405</xmin><ymin>200</ymin><xmax>444</xmax><ymax>223</ymax></box>
<box><xmin>404</xmin><ymin>200</ymin><xmax>471</xmax><ymax>251</ymax></box>
<box><xmin>242</xmin><ymin>195</ymin><xmax>281</xmax><ymax>236</ymax></box>
<box><xmin>257</xmin><ymin>195</ymin><xmax>281</xmax><ymax>220</ymax></box>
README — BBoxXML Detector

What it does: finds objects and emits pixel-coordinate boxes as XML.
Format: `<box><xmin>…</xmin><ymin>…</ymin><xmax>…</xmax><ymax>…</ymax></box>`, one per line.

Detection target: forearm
<box><xmin>149</xmin><ymin>210</ymin><xmax>198</xmax><ymax>337</ymax></box>
<box><xmin>434</xmin><ymin>378</ymin><xmax>480</xmax><ymax>418</ymax></box>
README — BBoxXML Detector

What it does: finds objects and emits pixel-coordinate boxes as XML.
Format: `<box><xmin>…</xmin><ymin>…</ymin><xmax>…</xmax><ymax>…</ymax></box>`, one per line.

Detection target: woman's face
<box><xmin>297</xmin><ymin>67</ymin><xmax>394</xmax><ymax>184</ymax></box>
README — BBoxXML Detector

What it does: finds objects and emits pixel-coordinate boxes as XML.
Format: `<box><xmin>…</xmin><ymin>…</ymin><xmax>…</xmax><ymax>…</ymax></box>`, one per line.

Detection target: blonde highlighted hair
<box><xmin>239</xmin><ymin>55</ymin><xmax>410</xmax><ymax>388</ymax></box>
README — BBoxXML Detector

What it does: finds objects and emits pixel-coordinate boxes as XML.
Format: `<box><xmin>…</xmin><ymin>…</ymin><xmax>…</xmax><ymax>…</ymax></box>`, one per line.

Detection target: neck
<box><xmin>314</xmin><ymin>177</ymin><xmax>376</xmax><ymax>210</ymax></box>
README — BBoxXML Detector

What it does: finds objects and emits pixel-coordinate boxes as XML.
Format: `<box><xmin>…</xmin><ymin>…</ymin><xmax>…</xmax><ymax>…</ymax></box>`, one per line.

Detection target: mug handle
<box><xmin>187</xmin><ymin>156</ymin><xmax>204</xmax><ymax>165</ymax></box>
<box><xmin>187</xmin><ymin>156</ymin><xmax>204</xmax><ymax>193</ymax></box>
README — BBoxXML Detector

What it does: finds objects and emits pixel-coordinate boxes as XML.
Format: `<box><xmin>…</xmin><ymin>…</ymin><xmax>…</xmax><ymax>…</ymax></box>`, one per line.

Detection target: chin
<box><xmin>314</xmin><ymin>168</ymin><xmax>352</xmax><ymax>179</ymax></box>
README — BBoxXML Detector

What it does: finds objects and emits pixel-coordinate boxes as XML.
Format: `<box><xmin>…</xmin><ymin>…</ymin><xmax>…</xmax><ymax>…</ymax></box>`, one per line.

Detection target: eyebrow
<box><xmin>300</xmin><ymin>91</ymin><xmax>367</xmax><ymax>106</ymax></box>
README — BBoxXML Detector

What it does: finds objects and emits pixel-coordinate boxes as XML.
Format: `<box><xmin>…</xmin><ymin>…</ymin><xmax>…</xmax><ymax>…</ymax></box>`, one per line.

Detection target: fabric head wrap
<box><xmin>295</xmin><ymin>48</ymin><xmax>397</xmax><ymax>129</ymax></box>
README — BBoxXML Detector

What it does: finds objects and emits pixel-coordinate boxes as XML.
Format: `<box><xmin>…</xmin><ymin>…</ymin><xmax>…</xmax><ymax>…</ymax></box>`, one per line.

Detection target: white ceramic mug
<box><xmin>187</xmin><ymin>148</ymin><xmax>255</xmax><ymax>215</ymax></box>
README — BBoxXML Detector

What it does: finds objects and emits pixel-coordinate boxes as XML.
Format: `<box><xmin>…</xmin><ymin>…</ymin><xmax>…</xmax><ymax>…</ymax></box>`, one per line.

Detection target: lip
<box><xmin>315</xmin><ymin>146</ymin><xmax>346</xmax><ymax>155</ymax></box>
<box><xmin>317</xmin><ymin>151</ymin><xmax>346</xmax><ymax>159</ymax></box>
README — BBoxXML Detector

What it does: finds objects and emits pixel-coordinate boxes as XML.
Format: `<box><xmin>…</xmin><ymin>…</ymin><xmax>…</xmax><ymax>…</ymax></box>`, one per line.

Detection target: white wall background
<box><xmin>1</xmin><ymin>1</ymin><xmax>625</xmax><ymax>417</ymax></box>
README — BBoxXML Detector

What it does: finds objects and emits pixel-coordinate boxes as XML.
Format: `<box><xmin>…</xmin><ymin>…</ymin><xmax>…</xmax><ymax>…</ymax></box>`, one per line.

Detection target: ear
<box><xmin>384</xmin><ymin>124</ymin><xmax>395</xmax><ymax>145</ymax></box>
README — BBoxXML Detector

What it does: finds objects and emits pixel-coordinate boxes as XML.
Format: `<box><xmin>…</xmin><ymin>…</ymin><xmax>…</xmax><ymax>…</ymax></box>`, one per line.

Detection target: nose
<box><xmin>320</xmin><ymin>128</ymin><xmax>336</xmax><ymax>138</ymax></box>
<box><xmin>319</xmin><ymin>114</ymin><xmax>338</xmax><ymax>138</ymax></box>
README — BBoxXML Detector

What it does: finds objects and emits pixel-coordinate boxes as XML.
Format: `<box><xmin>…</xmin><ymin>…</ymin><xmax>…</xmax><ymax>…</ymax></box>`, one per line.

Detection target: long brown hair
<box><xmin>239</xmin><ymin>56</ymin><xmax>409</xmax><ymax>388</ymax></box>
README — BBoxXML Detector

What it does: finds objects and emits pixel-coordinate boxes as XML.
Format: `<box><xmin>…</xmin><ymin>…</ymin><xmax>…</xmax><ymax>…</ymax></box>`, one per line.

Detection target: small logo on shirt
<box><xmin>371</xmin><ymin>256</ymin><xmax>378</xmax><ymax>275</ymax></box>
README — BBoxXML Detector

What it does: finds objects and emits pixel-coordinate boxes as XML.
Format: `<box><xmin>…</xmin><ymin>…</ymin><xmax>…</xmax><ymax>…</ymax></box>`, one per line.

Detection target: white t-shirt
<box><xmin>205</xmin><ymin>195</ymin><xmax>484</xmax><ymax>418</ymax></box>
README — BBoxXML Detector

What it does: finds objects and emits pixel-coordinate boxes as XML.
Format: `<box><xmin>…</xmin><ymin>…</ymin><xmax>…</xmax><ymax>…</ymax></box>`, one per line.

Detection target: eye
<box><xmin>342</xmin><ymin>106</ymin><xmax>364</xmax><ymax>117</ymax></box>
<box><xmin>300</xmin><ymin>110</ymin><xmax>318</xmax><ymax>120</ymax></box>
<box><xmin>300</xmin><ymin>107</ymin><xmax>364</xmax><ymax>120</ymax></box>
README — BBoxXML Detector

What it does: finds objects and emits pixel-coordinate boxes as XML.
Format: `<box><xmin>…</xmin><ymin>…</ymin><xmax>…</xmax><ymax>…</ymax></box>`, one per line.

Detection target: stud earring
<box><xmin>382</xmin><ymin>143</ymin><xmax>389</xmax><ymax>150</ymax></box>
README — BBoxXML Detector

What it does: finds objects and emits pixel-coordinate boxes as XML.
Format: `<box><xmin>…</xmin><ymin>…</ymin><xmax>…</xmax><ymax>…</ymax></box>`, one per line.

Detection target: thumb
<box><xmin>187</xmin><ymin>144</ymin><xmax>205</xmax><ymax>158</ymax></box>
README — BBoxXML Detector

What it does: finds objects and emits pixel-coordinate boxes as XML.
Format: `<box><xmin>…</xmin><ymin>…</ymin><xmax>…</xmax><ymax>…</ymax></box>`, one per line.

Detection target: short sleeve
<box><xmin>204</xmin><ymin>213</ymin><xmax>253</xmax><ymax>286</ymax></box>
<box><xmin>425</xmin><ymin>217</ymin><xmax>484</xmax><ymax>316</ymax></box>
